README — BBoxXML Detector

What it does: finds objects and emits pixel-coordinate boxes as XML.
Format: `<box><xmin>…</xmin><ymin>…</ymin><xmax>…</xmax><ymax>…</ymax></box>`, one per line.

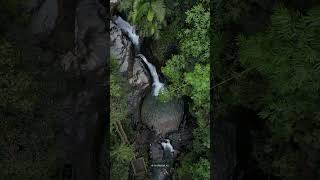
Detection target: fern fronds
<box><xmin>151</xmin><ymin>0</ymin><xmax>166</xmax><ymax>23</ymax></box>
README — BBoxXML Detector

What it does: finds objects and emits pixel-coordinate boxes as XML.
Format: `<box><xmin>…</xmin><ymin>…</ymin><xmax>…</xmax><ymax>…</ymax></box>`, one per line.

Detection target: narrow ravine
<box><xmin>113</xmin><ymin>15</ymin><xmax>181</xmax><ymax>179</ymax></box>
<box><xmin>113</xmin><ymin>16</ymin><xmax>164</xmax><ymax>97</ymax></box>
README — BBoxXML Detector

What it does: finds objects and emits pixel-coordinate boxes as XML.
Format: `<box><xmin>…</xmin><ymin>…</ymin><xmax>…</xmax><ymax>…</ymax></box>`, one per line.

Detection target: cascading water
<box><xmin>114</xmin><ymin>16</ymin><xmax>140</xmax><ymax>47</ymax></box>
<box><xmin>113</xmin><ymin>16</ymin><xmax>164</xmax><ymax>97</ymax></box>
<box><xmin>137</xmin><ymin>54</ymin><xmax>165</xmax><ymax>96</ymax></box>
<box><xmin>161</xmin><ymin>139</ymin><xmax>175</xmax><ymax>160</ymax></box>
<box><xmin>113</xmin><ymin>16</ymin><xmax>173</xmax><ymax>179</ymax></box>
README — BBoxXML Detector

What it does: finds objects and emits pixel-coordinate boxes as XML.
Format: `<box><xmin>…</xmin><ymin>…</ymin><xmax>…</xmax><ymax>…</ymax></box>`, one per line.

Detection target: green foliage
<box><xmin>235</xmin><ymin>5</ymin><xmax>320</xmax><ymax>179</ymax></box>
<box><xmin>185</xmin><ymin>64</ymin><xmax>210</xmax><ymax>108</ymax></box>
<box><xmin>111</xmin><ymin>143</ymin><xmax>135</xmax><ymax>180</ymax></box>
<box><xmin>150</xmin><ymin>24</ymin><xmax>180</xmax><ymax>65</ymax></box>
<box><xmin>110</xmin><ymin>58</ymin><xmax>135</xmax><ymax>180</ymax></box>
<box><xmin>181</xmin><ymin>5</ymin><xmax>210</xmax><ymax>61</ymax></box>
<box><xmin>213</xmin><ymin>0</ymin><xmax>251</xmax><ymax>26</ymax></box>
<box><xmin>161</xmin><ymin>3</ymin><xmax>210</xmax><ymax>106</ymax></box>
<box><xmin>160</xmin><ymin>1</ymin><xmax>210</xmax><ymax>179</ymax></box>
<box><xmin>177</xmin><ymin>154</ymin><xmax>210</xmax><ymax>180</ymax></box>
<box><xmin>120</xmin><ymin>0</ymin><xmax>166</xmax><ymax>38</ymax></box>
<box><xmin>110</xmin><ymin>58</ymin><xmax>129</xmax><ymax>134</ymax></box>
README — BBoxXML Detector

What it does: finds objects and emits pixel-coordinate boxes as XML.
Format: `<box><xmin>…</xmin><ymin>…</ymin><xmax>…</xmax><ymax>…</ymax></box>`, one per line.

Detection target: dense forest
<box><xmin>213</xmin><ymin>0</ymin><xmax>320</xmax><ymax>179</ymax></box>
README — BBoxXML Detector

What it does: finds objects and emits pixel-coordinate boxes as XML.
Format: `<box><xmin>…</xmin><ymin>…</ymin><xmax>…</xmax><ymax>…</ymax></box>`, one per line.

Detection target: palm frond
<box><xmin>151</xmin><ymin>0</ymin><xmax>166</xmax><ymax>22</ymax></box>
<box><xmin>132</xmin><ymin>0</ymin><xmax>148</xmax><ymax>23</ymax></box>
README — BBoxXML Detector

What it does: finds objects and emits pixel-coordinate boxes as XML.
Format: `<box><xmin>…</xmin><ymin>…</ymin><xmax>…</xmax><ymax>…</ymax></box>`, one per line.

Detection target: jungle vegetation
<box><xmin>110</xmin><ymin>58</ymin><xmax>135</xmax><ymax>180</ymax></box>
<box><xmin>213</xmin><ymin>0</ymin><xmax>320</xmax><ymax>179</ymax></box>
<box><xmin>160</xmin><ymin>2</ymin><xmax>210</xmax><ymax>179</ymax></box>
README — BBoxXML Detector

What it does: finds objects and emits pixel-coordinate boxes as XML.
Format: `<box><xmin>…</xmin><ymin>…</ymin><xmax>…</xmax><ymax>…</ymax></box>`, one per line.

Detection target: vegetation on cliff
<box><xmin>110</xmin><ymin>58</ymin><xmax>135</xmax><ymax>179</ymax></box>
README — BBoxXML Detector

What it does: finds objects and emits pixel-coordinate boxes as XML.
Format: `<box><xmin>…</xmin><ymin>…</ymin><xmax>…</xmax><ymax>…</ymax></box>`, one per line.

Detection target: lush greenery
<box><xmin>159</xmin><ymin>1</ymin><xmax>210</xmax><ymax>179</ymax></box>
<box><xmin>238</xmin><ymin>6</ymin><xmax>320</xmax><ymax>179</ymax></box>
<box><xmin>110</xmin><ymin>58</ymin><xmax>135</xmax><ymax>180</ymax></box>
<box><xmin>119</xmin><ymin>0</ymin><xmax>166</xmax><ymax>38</ymax></box>
<box><xmin>214</xmin><ymin>1</ymin><xmax>320</xmax><ymax>179</ymax></box>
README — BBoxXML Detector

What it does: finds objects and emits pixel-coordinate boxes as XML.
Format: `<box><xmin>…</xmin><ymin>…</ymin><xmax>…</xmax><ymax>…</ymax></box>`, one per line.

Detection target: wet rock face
<box><xmin>127</xmin><ymin>57</ymin><xmax>151</xmax><ymax>125</ymax></box>
<box><xmin>111</xmin><ymin>18</ymin><xmax>151</xmax><ymax>126</ymax></box>
<box><xmin>110</xmin><ymin>19</ymin><xmax>150</xmax><ymax>88</ymax></box>
<box><xmin>110</xmin><ymin>20</ymin><xmax>133</xmax><ymax>73</ymax></box>
<box><xmin>129</xmin><ymin>57</ymin><xmax>150</xmax><ymax>88</ymax></box>
<box><xmin>141</xmin><ymin>92</ymin><xmax>184</xmax><ymax>136</ymax></box>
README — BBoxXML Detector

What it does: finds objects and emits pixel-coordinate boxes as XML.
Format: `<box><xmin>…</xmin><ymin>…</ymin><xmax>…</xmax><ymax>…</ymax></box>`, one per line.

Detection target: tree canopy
<box><xmin>160</xmin><ymin>1</ymin><xmax>210</xmax><ymax>179</ymax></box>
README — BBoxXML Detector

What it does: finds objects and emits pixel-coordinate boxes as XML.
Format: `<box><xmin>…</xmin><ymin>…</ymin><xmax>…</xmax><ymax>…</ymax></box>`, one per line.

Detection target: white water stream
<box><xmin>161</xmin><ymin>139</ymin><xmax>175</xmax><ymax>154</ymax></box>
<box><xmin>114</xmin><ymin>16</ymin><xmax>175</xmax><ymax>179</ymax></box>
<box><xmin>137</xmin><ymin>54</ymin><xmax>165</xmax><ymax>96</ymax></box>
<box><xmin>114</xmin><ymin>16</ymin><xmax>164</xmax><ymax>96</ymax></box>
<box><xmin>114</xmin><ymin>16</ymin><xmax>140</xmax><ymax>47</ymax></box>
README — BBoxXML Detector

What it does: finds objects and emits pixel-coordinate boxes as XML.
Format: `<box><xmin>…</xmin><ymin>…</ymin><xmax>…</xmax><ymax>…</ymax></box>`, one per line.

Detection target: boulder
<box><xmin>141</xmin><ymin>93</ymin><xmax>184</xmax><ymax>136</ymax></box>
<box><xmin>127</xmin><ymin>57</ymin><xmax>150</xmax><ymax>126</ymax></box>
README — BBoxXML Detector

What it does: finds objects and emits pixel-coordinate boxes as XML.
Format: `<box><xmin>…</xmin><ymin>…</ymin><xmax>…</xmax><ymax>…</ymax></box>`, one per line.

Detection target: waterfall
<box><xmin>114</xmin><ymin>16</ymin><xmax>140</xmax><ymax>47</ymax></box>
<box><xmin>113</xmin><ymin>16</ymin><xmax>174</xmax><ymax>180</ymax></box>
<box><xmin>113</xmin><ymin>16</ymin><xmax>164</xmax><ymax>96</ymax></box>
<box><xmin>137</xmin><ymin>54</ymin><xmax>164</xmax><ymax>96</ymax></box>
<box><xmin>161</xmin><ymin>139</ymin><xmax>175</xmax><ymax>154</ymax></box>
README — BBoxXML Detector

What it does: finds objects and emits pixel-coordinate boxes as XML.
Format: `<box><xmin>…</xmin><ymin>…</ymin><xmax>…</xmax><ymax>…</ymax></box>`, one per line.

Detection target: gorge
<box><xmin>111</xmin><ymin>14</ymin><xmax>186</xmax><ymax>179</ymax></box>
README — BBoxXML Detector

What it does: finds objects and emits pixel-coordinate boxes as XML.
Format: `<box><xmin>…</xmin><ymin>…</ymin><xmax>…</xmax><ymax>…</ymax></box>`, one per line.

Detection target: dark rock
<box><xmin>30</xmin><ymin>0</ymin><xmax>58</xmax><ymax>35</ymax></box>
<box><xmin>168</xmin><ymin>129</ymin><xmax>193</xmax><ymax>151</ymax></box>
<box><xmin>141</xmin><ymin>93</ymin><xmax>184</xmax><ymax>136</ymax></box>
<box><xmin>74</xmin><ymin>0</ymin><xmax>107</xmax><ymax>72</ymax></box>
<box><xmin>150</xmin><ymin>143</ymin><xmax>164</xmax><ymax>161</ymax></box>
<box><xmin>111</xmin><ymin>18</ymin><xmax>151</xmax><ymax>127</ymax></box>
<box><xmin>54</xmin><ymin>0</ymin><xmax>108</xmax><ymax>179</ymax></box>
<box><xmin>23</xmin><ymin>0</ymin><xmax>45</xmax><ymax>13</ymax></box>
<box><xmin>110</xmin><ymin>20</ymin><xmax>133</xmax><ymax>73</ymax></box>
<box><xmin>110</xmin><ymin>0</ymin><xmax>119</xmax><ymax>14</ymax></box>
